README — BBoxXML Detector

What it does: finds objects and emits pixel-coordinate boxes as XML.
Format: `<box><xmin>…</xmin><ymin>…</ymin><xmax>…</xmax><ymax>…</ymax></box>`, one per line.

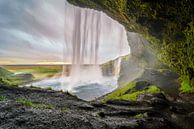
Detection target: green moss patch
<box><xmin>119</xmin><ymin>86</ymin><xmax>161</xmax><ymax>101</ymax></box>
<box><xmin>0</xmin><ymin>96</ymin><xmax>7</xmax><ymax>101</ymax></box>
<box><xmin>104</xmin><ymin>82</ymin><xmax>136</xmax><ymax>101</ymax></box>
<box><xmin>16</xmin><ymin>98</ymin><xmax>53</xmax><ymax>109</ymax></box>
<box><xmin>180</xmin><ymin>76</ymin><xmax>194</xmax><ymax>93</ymax></box>
<box><xmin>104</xmin><ymin>81</ymin><xmax>161</xmax><ymax>101</ymax></box>
<box><xmin>0</xmin><ymin>67</ymin><xmax>35</xmax><ymax>87</ymax></box>
<box><xmin>134</xmin><ymin>113</ymin><xmax>144</xmax><ymax>119</ymax></box>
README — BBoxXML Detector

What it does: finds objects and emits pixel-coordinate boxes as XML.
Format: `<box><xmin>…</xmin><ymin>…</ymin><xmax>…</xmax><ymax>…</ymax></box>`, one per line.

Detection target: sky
<box><xmin>0</xmin><ymin>0</ymin><xmax>130</xmax><ymax>65</ymax></box>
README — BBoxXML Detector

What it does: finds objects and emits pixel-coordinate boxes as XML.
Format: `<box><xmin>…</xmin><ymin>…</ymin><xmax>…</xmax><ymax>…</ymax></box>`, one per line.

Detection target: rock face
<box><xmin>118</xmin><ymin>32</ymin><xmax>179</xmax><ymax>97</ymax></box>
<box><xmin>0</xmin><ymin>85</ymin><xmax>194</xmax><ymax>129</ymax></box>
<box><xmin>118</xmin><ymin>32</ymin><xmax>157</xmax><ymax>86</ymax></box>
<box><xmin>136</xmin><ymin>69</ymin><xmax>179</xmax><ymax>97</ymax></box>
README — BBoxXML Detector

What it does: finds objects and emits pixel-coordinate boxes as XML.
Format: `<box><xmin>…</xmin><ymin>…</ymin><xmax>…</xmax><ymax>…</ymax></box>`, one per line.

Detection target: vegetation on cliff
<box><xmin>68</xmin><ymin>0</ymin><xmax>194</xmax><ymax>92</ymax></box>
<box><xmin>0</xmin><ymin>67</ymin><xmax>34</xmax><ymax>86</ymax></box>
<box><xmin>104</xmin><ymin>81</ymin><xmax>161</xmax><ymax>101</ymax></box>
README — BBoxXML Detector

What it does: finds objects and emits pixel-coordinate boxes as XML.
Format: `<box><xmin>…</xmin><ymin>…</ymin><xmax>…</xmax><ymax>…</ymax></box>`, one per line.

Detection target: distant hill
<box><xmin>0</xmin><ymin>67</ymin><xmax>34</xmax><ymax>86</ymax></box>
<box><xmin>0</xmin><ymin>67</ymin><xmax>13</xmax><ymax>76</ymax></box>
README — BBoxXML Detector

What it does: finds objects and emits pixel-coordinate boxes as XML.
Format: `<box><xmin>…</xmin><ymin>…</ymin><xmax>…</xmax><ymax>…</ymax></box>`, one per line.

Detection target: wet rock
<box><xmin>135</xmin><ymin>81</ymin><xmax>153</xmax><ymax>91</ymax></box>
<box><xmin>105</xmin><ymin>111</ymin><xmax>136</xmax><ymax>117</ymax></box>
<box><xmin>149</xmin><ymin>97</ymin><xmax>169</xmax><ymax>107</ymax></box>
<box><xmin>15</xmin><ymin>117</ymin><xmax>27</xmax><ymax>126</ymax></box>
<box><xmin>98</xmin><ymin>112</ymin><xmax>105</xmax><ymax>118</ymax></box>
<box><xmin>187</xmin><ymin>112</ymin><xmax>194</xmax><ymax>121</ymax></box>
<box><xmin>0</xmin><ymin>85</ymin><xmax>193</xmax><ymax>129</ymax></box>
<box><xmin>169</xmin><ymin>106</ymin><xmax>186</xmax><ymax>114</ymax></box>
<box><xmin>77</xmin><ymin>103</ymin><xmax>94</xmax><ymax>110</ymax></box>
<box><xmin>125</xmin><ymin>81</ymin><xmax>153</xmax><ymax>94</ymax></box>
<box><xmin>143</xmin><ymin>111</ymin><xmax>163</xmax><ymax>117</ymax></box>
<box><xmin>138</xmin><ymin>93</ymin><xmax>167</xmax><ymax>101</ymax></box>
<box><xmin>115</xmin><ymin>122</ymin><xmax>138</xmax><ymax>129</ymax></box>
<box><xmin>138</xmin><ymin>93</ymin><xmax>168</xmax><ymax>105</ymax></box>
<box><xmin>91</xmin><ymin>102</ymin><xmax>106</xmax><ymax>108</ymax></box>
<box><xmin>140</xmin><ymin>117</ymin><xmax>183</xmax><ymax>129</ymax></box>
<box><xmin>106</xmin><ymin>99</ymin><xmax>139</xmax><ymax>106</ymax></box>
<box><xmin>152</xmin><ymin>93</ymin><xmax>167</xmax><ymax>100</ymax></box>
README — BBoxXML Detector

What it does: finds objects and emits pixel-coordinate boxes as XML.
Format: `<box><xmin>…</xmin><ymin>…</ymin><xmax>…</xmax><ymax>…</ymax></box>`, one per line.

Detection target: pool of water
<box><xmin>24</xmin><ymin>76</ymin><xmax>118</xmax><ymax>101</ymax></box>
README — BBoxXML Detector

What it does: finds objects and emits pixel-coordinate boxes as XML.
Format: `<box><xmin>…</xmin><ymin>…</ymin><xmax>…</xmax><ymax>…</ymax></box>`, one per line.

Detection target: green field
<box><xmin>0</xmin><ymin>65</ymin><xmax>67</xmax><ymax>86</ymax></box>
<box><xmin>4</xmin><ymin>65</ymin><xmax>63</xmax><ymax>80</ymax></box>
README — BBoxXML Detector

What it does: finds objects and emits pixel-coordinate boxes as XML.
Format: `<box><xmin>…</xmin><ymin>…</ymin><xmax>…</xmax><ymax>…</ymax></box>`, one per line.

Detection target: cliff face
<box><xmin>67</xmin><ymin>0</ymin><xmax>193</xmax><ymax>40</ymax></box>
<box><xmin>118</xmin><ymin>32</ymin><xmax>155</xmax><ymax>86</ymax></box>
<box><xmin>68</xmin><ymin>0</ymin><xmax>194</xmax><ymax>91</ymax></box>
<box><xmin>118</xmin><ymin>32</ymin><xmax>180</xmax><ymax>97</ymax></box>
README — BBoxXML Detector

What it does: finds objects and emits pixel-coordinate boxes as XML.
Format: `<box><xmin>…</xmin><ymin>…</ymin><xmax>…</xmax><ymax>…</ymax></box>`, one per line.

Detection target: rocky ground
<box><xmin>0</xmin><ymin>85</ymin><xmax>194</xmax><ymax>129</ymax></box>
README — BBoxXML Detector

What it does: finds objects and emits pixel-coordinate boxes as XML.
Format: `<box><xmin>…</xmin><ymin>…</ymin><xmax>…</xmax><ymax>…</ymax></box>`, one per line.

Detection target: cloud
<box><xmin>0</xmin><ymin>0</ymin><xmax>130</xmax><ymax>64</ymax></box>
<box><xmin>0</xmin><ymin>0</ymin><xmax>65</xmax><ymax>64</ymax></box>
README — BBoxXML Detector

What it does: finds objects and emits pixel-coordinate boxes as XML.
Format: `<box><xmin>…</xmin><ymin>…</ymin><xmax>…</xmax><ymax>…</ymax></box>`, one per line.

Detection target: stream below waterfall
<box><xmin>24</xmin><ymin>76</ymin><xmax>118</xmax><ymax>101</ymax></box>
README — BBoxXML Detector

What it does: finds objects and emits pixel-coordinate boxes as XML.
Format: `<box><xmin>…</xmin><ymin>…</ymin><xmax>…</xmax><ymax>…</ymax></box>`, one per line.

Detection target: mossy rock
<box><xmin>104</xmin><ymin>81</ymin><xmax>162</xmax><ymax>102</ymax></box>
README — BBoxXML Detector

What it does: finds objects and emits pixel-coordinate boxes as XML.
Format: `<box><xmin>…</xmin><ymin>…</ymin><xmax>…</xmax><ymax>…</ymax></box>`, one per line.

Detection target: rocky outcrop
<box><xmin>118</xmin><ymin>32</ymin><xmax>179</xmax><ymax>97</ymax></box>
<box><xmin>118</xmin><ymin>32</ymin><xmax>157</xmax><ymax>85</ymax></box>
<box><xmin>0</xmin><ymin>85</ymin><xmax>193</xmax><ymax>129</ymax></box>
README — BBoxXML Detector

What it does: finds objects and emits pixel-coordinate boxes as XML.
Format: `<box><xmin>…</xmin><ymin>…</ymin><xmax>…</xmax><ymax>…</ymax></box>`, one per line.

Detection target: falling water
<box><xmin>62</xmin><ymin>1</ymin><xmax>130</xmax><ymax>91</ymax></box>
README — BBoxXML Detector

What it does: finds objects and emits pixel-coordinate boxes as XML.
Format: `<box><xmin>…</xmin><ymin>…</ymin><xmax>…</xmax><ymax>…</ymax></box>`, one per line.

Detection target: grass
<box><xmin>0</xmin><ymin>67</ymin><xmax>13</xmax><ymax>76</ymax></box>
<box><xmin>16</xmin><ymin>98</ymin><xmax>53</xmax><ymax>109</ymax></box>
<box><xmin>104</xmin><ymin>82</ymin><xmax>161</xmax><ymax>101</ymax></box>
<box><xmin>4</xmin><ymin>65</ymin><xmax>62</xmax><ymax>80</ymax></box>
<box><xmin>0</xmin><ymin>96</ymin><xmax>7</xmax><ymax>101</ymax></box>
<box><xmin>44</xmin><ymin>87</ymin><xmax>53</xmax><ymax>91</ymax></box>
<box><xmin>0</xmin><ymin>65</ymin><xmax>62</xmax><ymax>87</ymax></box>
<box><xmin>104</xmin><ymin>82</ymin><xmax>137</xmax><ymax>101</ymax></box>
<box><xmin>119</xmin><ymin>86</ymin><xmax>161</xmax><ymax>101</ymax></box>
<box><xmin>0</xmin><ymin>66</ymin><xmax>35</xmax><ymax>86</ymax></box>
<box><xmin>0</xmin><ymin>76</ymin><xmax>27</xmax><ymax>87</ymax></box>
<box><xmin>180</xmin><ymin>76</ymin><xmax>194</xmax><ymax>93</ymax></box>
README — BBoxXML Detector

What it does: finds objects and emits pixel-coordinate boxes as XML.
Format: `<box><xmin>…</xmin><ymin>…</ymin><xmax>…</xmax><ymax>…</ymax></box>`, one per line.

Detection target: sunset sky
<box><xmin>0</xmin><ymin>0</ymin><xmax>130</xmax><ymax>65</ymax></box>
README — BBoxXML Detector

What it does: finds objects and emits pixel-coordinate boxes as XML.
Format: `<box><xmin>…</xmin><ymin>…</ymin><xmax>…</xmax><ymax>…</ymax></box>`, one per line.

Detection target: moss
<box><xmin>0</xmin><ymin>67</ymin><xmax>35</xmax><ymax>87</ymax></box>
<box><xmin>0</xmin><ymin>96</ymin><xmax>7</xmax><ymax>101</ymax></box>
<box><xmin>44</xmin><ymin>87</ymin><xmax>53</xmax><ymax>91</ymax></box>
<box><xmin>16</xmin><ymin>98</ymin><xmax>53</xmax><ymax>109</ymax></box>
<box><xmin>0</xmin><ymin>75</ymin><xmax>32</xmax><ymax>87</ymax></box>
<box><xmin>104</xmin><ymin>82</ymin><xmax>136</xmax><ymax>101</ymax></box>
<box><xmin>0</xmin><ymin>77</ymin><xmax>11</xmax><ymax>86</ymax></box>
<box><xmin>104</xmin><ymin>82</ymin><xmax>161</xmax><ymax>101</ymax></box>
<box><xmin>116</xmin><ymin>85</ymin><xmax>161</xmax><ymax>101</ymax></box>
<box><xmin>134</xmin><ymin>113</ymin><xmax>144</xmax><ymax>119</ymax></box>
<box><xmin>180</xmin><ymin>76</ymin><xmax>194</xmax><ymax>93</ymax></box>
<box><xmin>160</xmin><ymin>22</ymin><xmax>194</xmax><ymax>87</ymax></box>
<box><xmin>30</xmin><ymin>85</ymin><xmax>41</xmax><ymax>89</ymax></box>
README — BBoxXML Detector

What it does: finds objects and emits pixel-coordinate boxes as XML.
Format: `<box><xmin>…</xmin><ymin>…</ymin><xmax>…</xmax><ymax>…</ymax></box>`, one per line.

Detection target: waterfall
<box><xmin>62</xmin><ymin>1</ymin><xmax>130</xmax><ymax>91</ymax></box>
